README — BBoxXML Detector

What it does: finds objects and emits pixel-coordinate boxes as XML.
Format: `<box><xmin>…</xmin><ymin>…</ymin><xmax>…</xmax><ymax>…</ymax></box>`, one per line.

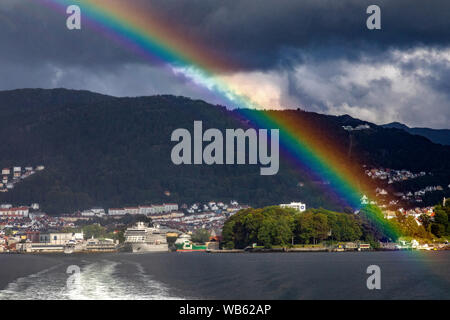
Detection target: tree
<box><xmin>397</xmin><ymin>216</ymin><xmax>430</xmax><ymax>239</ymax></box>
<box><xmin>430</xmin><ymin>204</ymin><xmax>449</xmax><ymax>237</ymax></box>
<box><xmin>294</xmin><ymin>209</ymin><xmax>362</xmax><ymax>244</ymax></box>
<box><xmin>82</xmin><ymin>224</ymin><xmax>106</xmax><ymax>239</ymax></box>
<box><xmin>222</xmin><ymin>206</ymin><xmax>295</xmax><ymax>248</ymax></box>
<box><xmin>110</xmin><ymin>230</ymin><xmax>125</xmax><ymax>243</ymax></box>
<box><xmin>61</xmin><ymin>226</ymin><xmax>81</xmax><ymax>233</ymax></box>
<box><xmin>431</xmin><ymin>223</ymin><xmax>445</xmax><ymax>238</ymax></box>
<box><xmin>312</xmin><ymin>213</ymin><xmax>329</xmax><ymax>244</ymax></box>
<box><xmin>418</xmin><ymin>214</ymin><xmax>431</xmax><ymax>230</ymax></box>
<box><xmin>223</xmin><ymin>206</ymin><xmax>400</xmax><ymax>248</ymax></box>
<box><xmin>434</xmin><ymin>210</ymin><xmax>448</xmax><ymax>226</ymax></box>
<box><xmin>257</xmin><ymin>210</ymin><xmax>294</xmax><ymax>248</ymax></box>
<box><xmin>191</xmin><ymin>229</ymin><xmax>211</xmax><ymax>244</ymax></box>
<box><xmin>294</xmin><ymin>212</ymin><xmax>314</xmax><ymax>244</ymax></box>
<box><xmin>359</xmin><ymin>205</ymin><xmax>400</xmax><ymax>242</ymax></box>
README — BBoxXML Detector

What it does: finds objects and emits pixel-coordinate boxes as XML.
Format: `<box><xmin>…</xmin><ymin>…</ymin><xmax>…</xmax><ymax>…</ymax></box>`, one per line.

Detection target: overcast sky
<box><xmin>1</xmin><ymin>0</ymin><xmax>450</xmax><ymax>128</ymax></box>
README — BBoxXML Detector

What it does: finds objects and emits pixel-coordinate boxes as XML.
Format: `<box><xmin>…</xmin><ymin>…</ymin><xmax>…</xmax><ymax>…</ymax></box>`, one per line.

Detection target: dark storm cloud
<box><xmin>139</xmin><ymin>0</ymin><xmax>450</xmax><ymax>70</ymax></box>
<box><xmin>0</xmin><ymin>1</ymin><xmax>156</xmax><ymax>71</ymax></box>
<box><xmin>0</xmin><ymin>0</ymin><xmax>449</xmax><ymax>128</ymax></box>
<box><xmin>1</xmin><ymin>0</ymin><xmax>450</xmax><ymax>71</ymax></box>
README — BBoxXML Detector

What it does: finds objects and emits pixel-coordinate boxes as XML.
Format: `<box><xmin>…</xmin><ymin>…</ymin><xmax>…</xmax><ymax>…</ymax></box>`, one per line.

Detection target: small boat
<box><xmin>64</xmin><ymin>243</ymin><xmax>75</xmax><ymax>254</ymax></box>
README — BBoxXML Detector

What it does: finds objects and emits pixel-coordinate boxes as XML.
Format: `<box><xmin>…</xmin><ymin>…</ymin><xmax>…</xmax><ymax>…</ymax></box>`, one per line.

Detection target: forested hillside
<box><xmin>0</xmin><ymin>89</ymin><xmax>449</xmax><ymax>214</ymax></box>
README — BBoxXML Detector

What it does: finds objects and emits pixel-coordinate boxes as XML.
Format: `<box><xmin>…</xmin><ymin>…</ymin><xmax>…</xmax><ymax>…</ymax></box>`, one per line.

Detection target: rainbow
<box><xmin>40</xmin><ymin>1</ymin><xmax>391</xmax><ymax>215</ymax></box>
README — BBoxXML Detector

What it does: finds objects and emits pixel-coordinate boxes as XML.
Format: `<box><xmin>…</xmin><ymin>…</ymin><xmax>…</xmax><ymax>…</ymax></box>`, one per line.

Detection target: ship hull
<box><xmin>175</xmin><ymin>243</ymin><xmax>207</xmax><ymax>251</ymax></box>
<box><xmin>124</xmin><ymin>243</ymin><xmax>169</xmax><ymax>253</ymax></box>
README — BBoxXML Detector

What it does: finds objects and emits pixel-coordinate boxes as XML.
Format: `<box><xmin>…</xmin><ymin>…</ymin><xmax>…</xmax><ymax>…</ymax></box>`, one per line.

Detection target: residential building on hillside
<box><xmin>163</xmin><ymin>203</ymin><xmax>178</xmax><ymax>212</ymax></box>
<box><xmin>109</xmin><ymin>208</ymin><xmax>127</xmax><ymax>216</ymax></box>
<box><xmin>0</xmin><ymin>207</ymin><xmax>29</xmax><ymax>218</ymax></box>
<box><xmin>124</xmin><ymin>207</ymin><xmax>140</xmax><ymax>215</ymax></box>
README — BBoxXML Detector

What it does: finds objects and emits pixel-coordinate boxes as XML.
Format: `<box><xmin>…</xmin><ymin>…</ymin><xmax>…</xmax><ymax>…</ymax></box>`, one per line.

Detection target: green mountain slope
<box><xmin>0</xmin><ymin>89</ymin><xmax>449</xmax><ymax>214</ymax></box>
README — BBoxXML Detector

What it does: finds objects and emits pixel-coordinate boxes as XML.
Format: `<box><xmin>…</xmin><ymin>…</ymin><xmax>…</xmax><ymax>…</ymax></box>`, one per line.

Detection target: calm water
<box><xmin>0</xmin><ymin>251</ymin><xmax>449</xmax><ymax>300</ymax></box>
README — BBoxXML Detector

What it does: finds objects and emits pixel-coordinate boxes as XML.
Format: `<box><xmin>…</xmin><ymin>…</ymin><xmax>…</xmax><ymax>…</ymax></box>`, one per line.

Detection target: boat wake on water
<box><xmin>0</xmin><ymin>259</ymin><xmax>184</xmax><ymax>300</ymax></box>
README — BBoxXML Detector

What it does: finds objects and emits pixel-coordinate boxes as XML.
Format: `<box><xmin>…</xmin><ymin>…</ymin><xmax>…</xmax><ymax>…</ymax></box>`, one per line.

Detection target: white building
<box><xmin>81</xmin><ymin>210</ymin><xmax>96</xmax><ymax>217</ymax></box>
<box><xmin>355</xmin><ymin>124</ymin><xmax>370</xmax><ymax>130</ymax></box>
<box><xmin>139</xmin><ymin>205</ymin><xmax>153</xmax><ymax>215</ymax></box>
<box><xmin>108</xmin><ymin>208</ymin><xmax>127</xmax><ymax>216</ymax></box>
<box><xmin>151</xmin><ymin>205</ymin><xmax>165</xmax><ymax>214</ymax></box>
<box><xmin>39</xmin><ymin>232</ymin><xmax>76</xmax><ymax>245</ymax></box>
<box><xmin>91</xmin><ymin>208</ymin><xmax>105</xmax><ymax>216</ymax></box>
<box><xmin>1</xmin><ymin>168</ymin><xmax>10</xmax><ymax>175</ymax></box>
<box><xmin>279</xmin><ymin>202</ymin><xmax>306</xmax><ymax>212</ymax></box>
<box><xmin>361</xmin><ymin>195</ymin><xmax>369</xmax><ymax>205</ymax></box>
<box><xmin>163</xmin><ymin>203</ymin><xmax>178</xmax><ymax>212</ymax></box>
<box><xmin>0</xmin><ymin>207</ymin><xmax>29</xmax><ymax>217</ymax></box>
<box><xmin>80</xmin><ymin>208</ymin><xmax>105</xmax><ymax>217</ymax></box>
<box><xmin>124</xmin><ymin>207</ymin><xmax>140</xmax><ymax>215</ymax></box>
<box><xmin>73</xmin><ymin>232</ymin><xmax>84</xmax><ymax>242</ymax></box>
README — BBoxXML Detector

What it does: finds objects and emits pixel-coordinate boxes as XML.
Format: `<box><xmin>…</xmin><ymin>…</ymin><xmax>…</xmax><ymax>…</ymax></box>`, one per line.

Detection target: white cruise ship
<box><xmin>123</xmin><ymin>222</ymin><xmax>169</xmax><ymax>252</ymax></box>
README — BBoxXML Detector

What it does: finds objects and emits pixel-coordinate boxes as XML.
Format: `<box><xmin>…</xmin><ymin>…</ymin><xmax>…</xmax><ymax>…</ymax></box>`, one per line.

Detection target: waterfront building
<box><xmin>39</xmin><ymin>232</ymin><xmax>82</xmax><ymax>245</ymax></box>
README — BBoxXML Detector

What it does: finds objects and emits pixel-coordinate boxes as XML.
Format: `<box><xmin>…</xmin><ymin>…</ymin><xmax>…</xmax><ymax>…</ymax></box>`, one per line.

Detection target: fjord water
<box><xmin>0</xmin><ymin>252</ymin><xmax>449</xmax><ymax>300</ymax></box>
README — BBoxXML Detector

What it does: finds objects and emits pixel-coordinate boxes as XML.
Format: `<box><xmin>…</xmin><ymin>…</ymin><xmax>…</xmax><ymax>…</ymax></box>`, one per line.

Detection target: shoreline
<box><xmin>207</xmin><ymin>247</ymin><xmax>448</xmax><ymax>253</ymax></box>
<box><xmin>1</xmin><ymin>245</ymin><xmax>448</xmax><ymax>255</ymax></box>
